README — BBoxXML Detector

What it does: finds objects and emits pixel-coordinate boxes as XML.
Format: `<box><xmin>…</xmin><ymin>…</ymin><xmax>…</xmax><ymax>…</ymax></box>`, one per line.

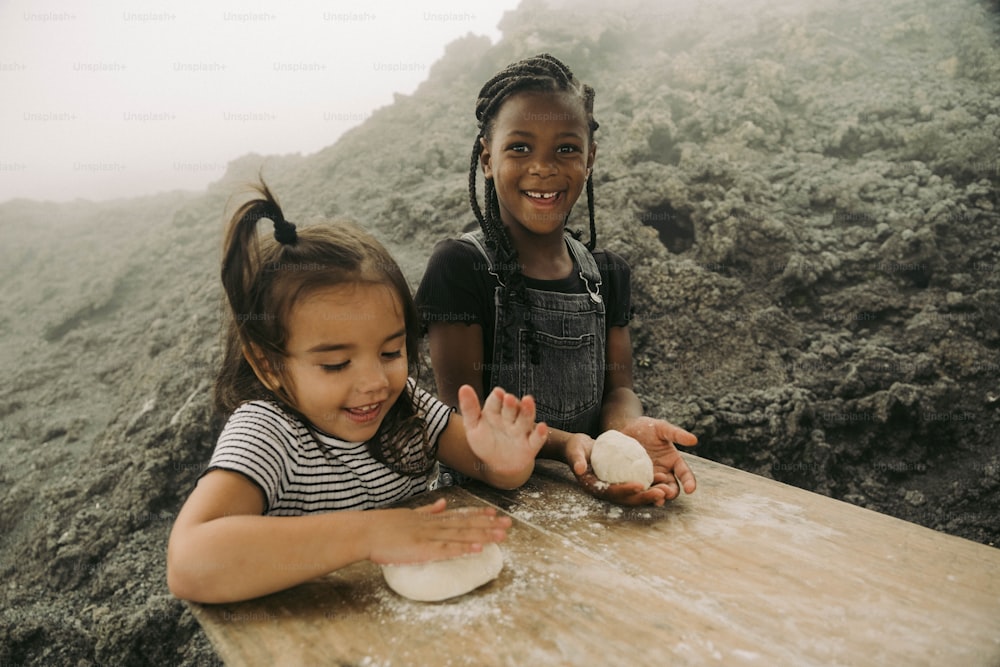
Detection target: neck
<box><xmin>505</xmin><ymin>225</ymin><xmax>572</xmax><ymax>280</ymax></box>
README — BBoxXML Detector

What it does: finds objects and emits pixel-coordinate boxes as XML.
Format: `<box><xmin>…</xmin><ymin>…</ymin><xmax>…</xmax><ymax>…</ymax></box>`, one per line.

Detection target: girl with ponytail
<box><xmin>168</xmin><ymin>181</ymin><xmax>546</xmax><ymax>603</ymax></box>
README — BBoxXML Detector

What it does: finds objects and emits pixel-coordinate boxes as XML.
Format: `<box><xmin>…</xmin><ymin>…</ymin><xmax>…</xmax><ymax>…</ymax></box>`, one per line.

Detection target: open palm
<box><xmin>619</xmin><ymin>416</ymin><xmax>698</xmax><ymax>499</ymax></box>
<box><xmin>458</xmin><ymin>385</ymin><xmax>547</xmax><ymax>476</ymax></box>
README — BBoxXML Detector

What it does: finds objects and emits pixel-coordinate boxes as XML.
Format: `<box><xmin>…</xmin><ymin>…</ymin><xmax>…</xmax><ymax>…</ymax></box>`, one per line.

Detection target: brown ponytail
<box><xmin>214</xmin><ymin>181</ymin><xmax>433</xmax><ymax>476</ymax></box>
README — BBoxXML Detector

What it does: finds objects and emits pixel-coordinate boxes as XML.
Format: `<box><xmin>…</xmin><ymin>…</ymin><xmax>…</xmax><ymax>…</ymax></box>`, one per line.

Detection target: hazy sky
<box><xmin>0</xmin><ymin>0</ymin><xmax>521</xmax><ymax>203</ymax></box>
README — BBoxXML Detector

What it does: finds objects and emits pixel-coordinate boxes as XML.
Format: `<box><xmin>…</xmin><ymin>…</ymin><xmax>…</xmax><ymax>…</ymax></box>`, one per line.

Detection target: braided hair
<box><xmin>468</xmin><ymin>53</ymin><xmax>600</xmax><ymax>365</ymax></box>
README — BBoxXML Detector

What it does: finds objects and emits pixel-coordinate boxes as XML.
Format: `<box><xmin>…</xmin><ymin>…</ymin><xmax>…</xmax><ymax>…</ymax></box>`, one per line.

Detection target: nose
<box><xmin>528</xmin><ymin>154</ymin><xmax>558</xmax><ymax>177</ymax></box>
<box><xmin>356</xmin><ymin>358</ymin><xmax>390</xmax><ymax>395</ymax></box>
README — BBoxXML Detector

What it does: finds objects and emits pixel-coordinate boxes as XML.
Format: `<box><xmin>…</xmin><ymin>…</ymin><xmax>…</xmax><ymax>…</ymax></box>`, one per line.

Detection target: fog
<box><xmin>0</xmin><ymin>0</ymin><xmax>520</xmax><ymax>204</ymax></box>
<box><xmin>2</xmin><ymin>0</ymin><xmax>998</xmax><ymax>663</ymax></box>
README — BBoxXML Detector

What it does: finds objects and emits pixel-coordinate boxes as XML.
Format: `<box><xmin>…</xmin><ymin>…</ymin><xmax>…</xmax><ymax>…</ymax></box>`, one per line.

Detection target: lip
<box><xmin>344</xmin><ymin>401</ymin><xmax>383</xmax><ymax>425</ymax></box>
<box><xmin>522</xmin><ymin>190</ymin><xmax>564</xmax><ymax>208</ymax></box>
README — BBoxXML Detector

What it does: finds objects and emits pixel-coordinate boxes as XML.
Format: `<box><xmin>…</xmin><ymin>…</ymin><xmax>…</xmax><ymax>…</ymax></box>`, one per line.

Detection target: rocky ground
<box><xmin>1</xmin><ymin>0</ymin><xmax>997</xmax><ymax>664</ymax></box>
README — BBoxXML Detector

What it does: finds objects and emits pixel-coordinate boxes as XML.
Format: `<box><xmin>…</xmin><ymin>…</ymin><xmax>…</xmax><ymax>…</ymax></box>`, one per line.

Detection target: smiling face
<box><xmin>480</xmin><ymin>90</ymin><xmax>596</xmax><ymax>243</ymax></box>
<box><xmin>273</xmin><ymin>282</ymin><xmax>409</xmax><ymax>442</ymax></box>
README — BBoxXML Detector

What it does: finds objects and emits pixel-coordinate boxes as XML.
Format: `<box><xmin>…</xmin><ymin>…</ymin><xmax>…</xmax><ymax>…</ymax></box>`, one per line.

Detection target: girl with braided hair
<box><xmin>416</xmin><ymin>54</ymin><xmax>698</xmax><ymax>507</ymax></box>
<box><xmin>168</xmin><ymin>181</ymin><xmax>547</xmax><ymax>603</ymax></box>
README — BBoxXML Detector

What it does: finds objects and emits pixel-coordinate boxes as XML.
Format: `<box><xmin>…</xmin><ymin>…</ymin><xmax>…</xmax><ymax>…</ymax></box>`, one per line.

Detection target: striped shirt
<box><xmin>206</xmin><ymin>382</ymin><xmax>453</xmax><ymax>515</ymax></box>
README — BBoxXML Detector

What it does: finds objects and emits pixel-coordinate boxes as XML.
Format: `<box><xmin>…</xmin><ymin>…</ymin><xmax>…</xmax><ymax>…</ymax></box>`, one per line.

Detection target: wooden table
<box><xmin>189</xmin><ymin>455</ymin><xmax>1000</xmax><ymax>666</ymax></box>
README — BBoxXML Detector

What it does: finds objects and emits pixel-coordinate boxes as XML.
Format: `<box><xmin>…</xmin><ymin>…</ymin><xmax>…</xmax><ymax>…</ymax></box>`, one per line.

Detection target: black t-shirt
<box><xmin>415</xmin><ymin>237</ymin><xmax>632</xmax><ymax>387</ymax></box>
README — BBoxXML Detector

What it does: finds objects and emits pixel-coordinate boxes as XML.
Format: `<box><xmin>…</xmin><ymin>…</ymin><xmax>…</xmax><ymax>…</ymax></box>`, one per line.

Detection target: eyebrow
<box><xmin>306</xmin><ymin>328</ymin><xmax>406</xmax><ymax>354</ymax></box>
<box><xmin>505</xmin><ymin>129</ymin><xmax>584</xmax><ymax>140</ymax></box>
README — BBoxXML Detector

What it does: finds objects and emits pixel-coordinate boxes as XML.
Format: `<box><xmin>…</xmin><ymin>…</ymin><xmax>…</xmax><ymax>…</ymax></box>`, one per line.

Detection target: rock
<box><xmin>2</xmin><ymin>0</ymin><xmax>999</xmax><ymax>664</ymax></box>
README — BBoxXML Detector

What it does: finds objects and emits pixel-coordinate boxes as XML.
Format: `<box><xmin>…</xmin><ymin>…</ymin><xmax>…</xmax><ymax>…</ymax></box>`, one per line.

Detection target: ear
<box><xmin>586</xmin><ymin>141</ymin><xmax>597</xmax><ymax>176</ymax></box>
<box><xmin>242</xmin><ymin>343</ymin><xmax>281</xmax><ymax>392</ymax></box>
<box><xmin>479</xmin><ymin>136</ymin><xmax>494</xmax><ymax>180</ymax></box>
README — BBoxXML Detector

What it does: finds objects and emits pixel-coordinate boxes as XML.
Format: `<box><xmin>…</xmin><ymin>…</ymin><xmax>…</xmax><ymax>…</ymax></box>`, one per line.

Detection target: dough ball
<box><xmin>381</xmin><ymin>543</ymin><xmax>503</xmax><ymax>602</ymax></box>
<box><xmin>591</xmin><ymin>429</ymin><xmax>654</xmax><ymax>489</ymax></box>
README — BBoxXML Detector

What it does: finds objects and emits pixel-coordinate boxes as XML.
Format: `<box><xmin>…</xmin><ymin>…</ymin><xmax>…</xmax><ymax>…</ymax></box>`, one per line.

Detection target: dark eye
<box><xmin>558</xmin><ymin>144</ymin><xmax>581</xmax><ymax>153</ymax></box>
<box><xmin>320</xmin><ymin>362</ymin><xmax>349</xmax><ymax>372</ymax></box>
<box><xmin>382</xmin><ymin>350</ymin><xmax>404</xmax><ymax>361</ymax></box>
<box><xmin>507</xmin><ymin>143</ymin><xmax>529</xmax><ymax>153</ymax></box>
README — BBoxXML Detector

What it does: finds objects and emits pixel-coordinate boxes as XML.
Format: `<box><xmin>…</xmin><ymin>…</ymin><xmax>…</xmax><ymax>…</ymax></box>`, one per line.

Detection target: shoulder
<box><xmin>225</xmin><ymin>400</ymin><xmax>300</xmax><ymax>433</ymax></box>
<box><xmin>593</xmin><ymin>248</ymin><xmax>632</xmax><ymax>294</ymax></box>
<box><xmin>419</xmin><ymin>236</ymin><xmax>488</xmax><ymax>289</ymax></box>
<box><xmin>426</xmin><ymin>236</ymin><xmax>484</xmax><ymax>266</ymax></box>
<box><xmin>409</xmin><ymin>380</ymin><xmax>453</xmax><ymax>438</ymax></box>
<box><xmin>416</xmin><ymin>234</ymin><xmax>495</xmax><ymax>319</ymax></box>
<box><xmin>591</xmin><ymin>248</ymin><xmax>631</xmax><ymax>277</ymax></box>
<box><xmin>218</xmin><ymin>400</ymin><xmax>306</xmax><ymax>453</ymax></box>
<box><xmin>210</xmin><ymin>400</ymin><xmax>306</xmax><ymax>512</ymax></box>
<box><xmin>590</xmin><ymin>248</ymin><xmax>632</xmax><ymax>325</ymax></box>
<box><xmin>590</xmin><ymin>248</ymin><xmax>632</xmax><ymax>295</ymax></box>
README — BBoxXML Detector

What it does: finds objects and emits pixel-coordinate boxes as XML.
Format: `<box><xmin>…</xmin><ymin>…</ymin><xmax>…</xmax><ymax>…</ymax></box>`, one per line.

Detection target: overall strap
<box><xmin>459</xmin><ymin>230</ymin><xmax>504</xmax><ymax>287</ymax></box>
<box><xmin>460</xmin><ymin>230</ymin><xmax>602</xmax><ymax>300</ymax></box>
<box><xmin>565</xmin><ymin>235</ymin><xmax>603</xmax><ymax>304</ymax></box>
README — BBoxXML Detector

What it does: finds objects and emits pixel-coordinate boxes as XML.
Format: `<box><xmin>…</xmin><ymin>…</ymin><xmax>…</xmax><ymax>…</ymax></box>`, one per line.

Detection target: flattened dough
<box><xmin>591</xmin><ymin>429</ymin><xmax>654</xmax><ymax>489</ymax></box>
<box><xmin>381</xmin><ymin>543</ymin><xmax>503</xmax><ymax>602</ymax></box>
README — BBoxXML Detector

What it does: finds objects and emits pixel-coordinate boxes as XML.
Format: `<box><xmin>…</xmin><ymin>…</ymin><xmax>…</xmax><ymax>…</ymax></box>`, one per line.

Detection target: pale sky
<box><xmin>0</xmin><ymin>0</ymin><xmax>521</xmax><ymax>203</ymax></box>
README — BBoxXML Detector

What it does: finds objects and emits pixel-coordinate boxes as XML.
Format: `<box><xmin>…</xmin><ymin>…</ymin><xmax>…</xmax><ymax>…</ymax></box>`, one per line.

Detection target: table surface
<box><xmin>189</xmin><ymin>454</ymin><xmax>1000</xmax><ymax>667</ymax></box>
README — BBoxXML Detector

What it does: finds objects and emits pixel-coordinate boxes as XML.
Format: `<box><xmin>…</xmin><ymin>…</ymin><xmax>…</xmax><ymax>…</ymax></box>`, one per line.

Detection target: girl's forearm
<box><xmin>531</xmin><ymin>389</ymin><xmax>645</xmax><ymax>468</ymax></box>
<box><xmin>452</xmin><ymin>447</ymin><xmax>534</xmax><ymax>490</ymax></box>
<box><xmin>477</xmin><ymin>462</ymin><xmax>534</xmax><ymax>490</ymax></box>
<box><xmin>537</xmin><ymin>388</ymin><xmax>645</xmax><ymax>462</ymax></box>
<box><xmin>540</xmin><ymin>427</ymin><xmax>575</xmax><ymax>462</ymax></box>
<box><xmin>167</xmin><ymin>511</ymin><xmax>369</xmax><ymax>604</ymax></box>
<box><xmin>600</xmin><ymin>386</ymin><xmax>644</xmax><ymax>432</ymax></box>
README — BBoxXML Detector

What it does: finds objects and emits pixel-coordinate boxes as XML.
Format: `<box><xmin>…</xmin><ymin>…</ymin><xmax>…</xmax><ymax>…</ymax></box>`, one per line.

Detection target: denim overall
<box><xmin>461</xmin><ymin>230</ymin><xmax>606</xmax><ymax>436</ymax></box>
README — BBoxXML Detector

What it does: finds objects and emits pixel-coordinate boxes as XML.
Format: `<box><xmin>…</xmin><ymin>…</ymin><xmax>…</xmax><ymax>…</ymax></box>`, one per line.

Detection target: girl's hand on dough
<box><xmin>367</xmin><ymin>499</ymin><xmax>512</xmax><ymax>565</ymax></box>
<box><xmin>566</xmin><ymin>431</ymin><xmax>669</xmax><ymax>506</ymax></box>
<box><xmin>573</xmin><ymin>466</ymin><xmax>670</xmax><ymax>507</ymax></box>
<box><xmin>563</xmin><ymin>432</ymin><xmax>595</xmax><ymax>478</ymax></box>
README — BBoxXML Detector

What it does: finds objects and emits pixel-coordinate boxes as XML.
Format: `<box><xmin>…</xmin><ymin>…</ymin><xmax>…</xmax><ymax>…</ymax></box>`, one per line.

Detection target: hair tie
<box><xmin>273</xmin><ymin>218</ymin><xmax>297</xmax><ymax>244</ymax></box>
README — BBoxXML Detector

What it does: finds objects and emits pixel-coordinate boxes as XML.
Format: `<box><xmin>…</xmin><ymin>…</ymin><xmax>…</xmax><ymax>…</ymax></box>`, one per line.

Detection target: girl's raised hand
<box><xmin>367</xmin><ymin>498</ymin><xmax>511</xmax><ymax>565</ymax></box>
<box><xmin>458</xmin><ymin>385</ymin><xmax>548</xmax><ymax>486</ymax></box>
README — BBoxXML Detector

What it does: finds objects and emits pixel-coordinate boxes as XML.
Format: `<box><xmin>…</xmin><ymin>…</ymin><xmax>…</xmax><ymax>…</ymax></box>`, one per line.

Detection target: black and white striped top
<box><xmin>206</xmin><ymin>382</ymin><xmax>453</xmax><ymax>515</ymax></box>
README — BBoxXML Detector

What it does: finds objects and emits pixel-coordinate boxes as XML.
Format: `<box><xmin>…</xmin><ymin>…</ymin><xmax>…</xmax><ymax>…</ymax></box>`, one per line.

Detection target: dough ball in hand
<box><xmin>381</xmin><ymin>543</ymin><xmax>503</xmax><ymax>602</ymax></box>
<box><xmin>591</xmin><ymin>429</ymin><xmax>654</xmax><ymax>489</ymax></box>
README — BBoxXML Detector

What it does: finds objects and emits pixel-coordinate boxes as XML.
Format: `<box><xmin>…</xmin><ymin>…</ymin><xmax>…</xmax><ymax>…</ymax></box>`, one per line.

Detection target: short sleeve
<box><xmin>411</xmin><ymin>381</ymin><xmax>453</xmax><ymax>448</ymax></box>
<box><xmin>415</xmin><ymin>238</ymin><xmax>493</xmax><ymax>331</ymax></box>
<box><xmin>596</xmin><ymin>249</ymin><xmax>632</xmax><ymax>328</ymax></box>
<box><xmin>205</xmin><ymin>402</ymin><xmax>297</xmax><ymax>512</ymax></box>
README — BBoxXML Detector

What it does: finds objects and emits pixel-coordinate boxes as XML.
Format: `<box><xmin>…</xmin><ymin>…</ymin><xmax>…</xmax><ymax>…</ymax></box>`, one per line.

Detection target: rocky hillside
<box><xmin>2</xmin><ymin>0</ymin><xmax>998</xmax><ymax>664</ymax></box>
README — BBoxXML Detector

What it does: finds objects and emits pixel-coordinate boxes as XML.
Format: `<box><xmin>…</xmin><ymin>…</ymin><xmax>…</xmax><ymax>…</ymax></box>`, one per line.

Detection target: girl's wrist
<box><xmin>538</xmin><ymin>427</ymin><xmax>571</xmax><ymax>462</ymax></box>
<box><xmin>332</xmin><ymin>510</ymin><xmax>372</xmax><ymax>565</ymax></box>
<box><xmin>485</xmin><ymin>469</ymin><xmax>532</xmax><ymax>491</ymax></box>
